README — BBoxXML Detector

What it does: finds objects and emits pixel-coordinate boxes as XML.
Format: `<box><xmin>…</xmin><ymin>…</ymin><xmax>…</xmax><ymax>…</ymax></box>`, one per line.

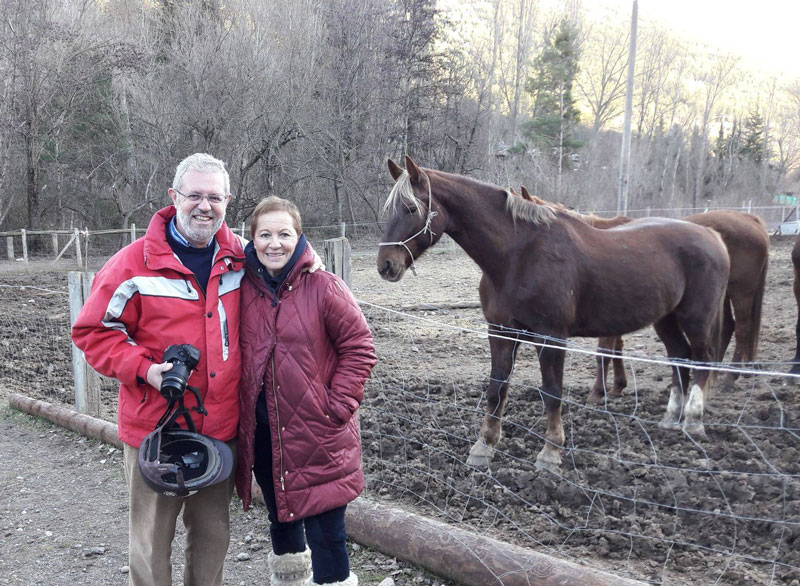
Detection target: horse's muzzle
<box><xmin>377</xmin><ymin>258</ymin><xmax>405</xmax><ymax>282</ymax></box>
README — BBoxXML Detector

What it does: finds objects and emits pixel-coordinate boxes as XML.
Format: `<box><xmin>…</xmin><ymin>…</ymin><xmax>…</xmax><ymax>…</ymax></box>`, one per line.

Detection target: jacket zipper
<box><xmin>218</xmin><ymin>299</ymin><xmax>229</xmax><ymax>360</ymax></box>
<box><xmin>271</xmin><ymin>352</ymin><xmax>286</xmax><ymax>491</ymax></box>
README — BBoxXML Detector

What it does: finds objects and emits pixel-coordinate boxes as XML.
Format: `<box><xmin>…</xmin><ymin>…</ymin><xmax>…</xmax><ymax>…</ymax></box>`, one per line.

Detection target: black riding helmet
<box><xmin>138</xmin><ymin>427</ymin><xmax>233</xmax><ymax>497</ymax></box>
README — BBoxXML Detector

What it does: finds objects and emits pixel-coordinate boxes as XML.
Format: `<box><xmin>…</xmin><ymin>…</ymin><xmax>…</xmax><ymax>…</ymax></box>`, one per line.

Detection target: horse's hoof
<box><xmin>586</xmin><ymin>390</ymin><xmax>604</xmax><ymax>405</ymax></box>
<box><xmin>658</xmin><ymin>419</ymin><xmax>681</xmax><ymax>431</ymax></box>
<box><xmin>534</xmin><ymin>448</ymin><xmax>561</xmax><ymax>472</ymax></box>
<box><xmin>466</xmin><ymin>454</ymin><xmax>491</xmax><ymax>467</ymax></box>
<box><xmin>466</xmin><ymin>440</ymin><xmax>494</xmax><ymax>468</ymax></box>
<box><xmin>608</xmin><ymin>387</ymin><xmax>625</xmax><ymax>398</ymax></box>
<box><xmin>682</xmin><ymin>421</ymin><xmax>706</xmax><ymax>436</ymax></box>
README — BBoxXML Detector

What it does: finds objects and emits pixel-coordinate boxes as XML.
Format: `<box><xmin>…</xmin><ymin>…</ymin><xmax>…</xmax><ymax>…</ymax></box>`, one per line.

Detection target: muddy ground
<box><xmin>1</xmin><ymin>235</ymin><xmax>799</xmax><ymax>585</ymax></box>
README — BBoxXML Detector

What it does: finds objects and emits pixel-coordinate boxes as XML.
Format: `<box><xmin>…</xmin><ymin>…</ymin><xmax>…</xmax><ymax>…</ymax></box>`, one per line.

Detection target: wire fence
<box><xmin>1</xmin><ymin>232</ymin><xmax>799</xmax><ymax>585</ymax></box>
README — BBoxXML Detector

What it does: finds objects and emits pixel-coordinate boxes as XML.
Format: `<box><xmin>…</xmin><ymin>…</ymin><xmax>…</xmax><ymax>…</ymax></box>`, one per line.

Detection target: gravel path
<box><xmin>0</xmin><ymin>404</ymin><xmax>451</xmax><ymax>586</ymax></box>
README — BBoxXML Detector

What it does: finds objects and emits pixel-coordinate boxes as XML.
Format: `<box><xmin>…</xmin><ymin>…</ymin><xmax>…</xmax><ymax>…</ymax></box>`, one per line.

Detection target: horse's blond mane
<box><xmin>504</xmin><ymin>191</ymin><xmax>556</xmax><ymax>225</ymax></box>
<box><xmin>511</xmin><ymin>189</ymin><xmax>632</xmax><ymax>227</ymax></box>
<box><xmin>383</xmin><ymin>170</ymin><xmax>424</xmax><ymax>216</ymax></box>
<box><xmin>385</xmin><ymin>168</ymin><xmax>556</xmax><ymax>226</ymax></box>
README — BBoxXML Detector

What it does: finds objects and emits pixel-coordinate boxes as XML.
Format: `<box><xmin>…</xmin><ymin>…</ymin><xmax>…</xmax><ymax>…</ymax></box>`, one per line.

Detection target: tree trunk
<box><xmin>25</xmin><ymin>130</ymin><xmax>40</xmax><ymax>231</ymax></box>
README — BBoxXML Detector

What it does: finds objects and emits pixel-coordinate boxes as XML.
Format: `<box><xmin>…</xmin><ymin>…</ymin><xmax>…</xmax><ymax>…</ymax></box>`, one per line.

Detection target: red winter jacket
<box><xmin>236</xmin><ymin>242</ymin><xmax>376</xmax><ymax>521</ymax></box>
<box><xmin>71</xmin><ymin>206</ymin><xmax>245</xmax><ymax>447</ymax></box>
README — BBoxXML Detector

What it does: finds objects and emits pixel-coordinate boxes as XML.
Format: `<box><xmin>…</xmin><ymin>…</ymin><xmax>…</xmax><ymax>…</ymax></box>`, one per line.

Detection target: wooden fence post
<box><xmin>130</xmin><ymin>223</ymin><xmax>136</xmax><ymax>244</ymax></box>
<box><xmin>20</xmin><ymin>229</ymin><xmax>28</xmax><ymax>263</ymax></box>
<box><xmin>73</xmin><ymin>228</ymin><xmax>82</xmax><ymax>269</ymax></box>
<box><xmin>6</xmin><ymin>236</ymin><xmax>13</xmax><ymax>260</ymax></box>
<box><xmin>68</xmin><ymin>271</ymin><xmax>100</xmax><ymax>416</ymax></box>
<box><xmin>323</xmin><ymin>237</ymin><xmax>351</xmax><ymax>288</ymax></box>
<box><xmin>51</xmin><ymin>233</ymin><xmax>59</xmax><ymax>257</ymax></box>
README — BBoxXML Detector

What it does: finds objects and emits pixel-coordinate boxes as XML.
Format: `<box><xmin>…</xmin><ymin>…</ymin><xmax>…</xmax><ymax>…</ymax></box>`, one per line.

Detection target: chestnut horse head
<box><xmin>377</xmin><ymin>157</ymin><xmax>446</xmax><ymax>281</ymax></box>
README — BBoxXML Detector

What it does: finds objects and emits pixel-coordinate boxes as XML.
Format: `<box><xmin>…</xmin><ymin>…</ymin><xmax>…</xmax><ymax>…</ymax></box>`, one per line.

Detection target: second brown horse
<box><xmin>516</xmin><ymin>187</ymin><xmax>770</xmax><ymax>399</ymax></box>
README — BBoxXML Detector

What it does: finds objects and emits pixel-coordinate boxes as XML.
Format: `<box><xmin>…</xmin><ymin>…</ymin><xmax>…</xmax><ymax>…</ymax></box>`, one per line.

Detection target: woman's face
<box><xmin>253</xmin><ymin>210</ymin><xmax>299</xmax><ymax>276</ymax></box>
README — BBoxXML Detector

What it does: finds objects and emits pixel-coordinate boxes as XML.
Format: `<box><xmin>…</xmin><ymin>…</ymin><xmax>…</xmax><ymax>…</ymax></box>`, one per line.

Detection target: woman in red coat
<box><xmin>236</xmin><ymin>196</ymin><xmax>376</xmax><ymax>586</ymax></box>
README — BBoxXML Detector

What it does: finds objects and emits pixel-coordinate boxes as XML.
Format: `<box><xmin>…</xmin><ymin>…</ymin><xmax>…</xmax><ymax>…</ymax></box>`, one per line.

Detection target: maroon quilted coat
<box><xmin>235</xmin><ymin>243</ymin><xmax>376</xmax><ymax>521</ymax></box>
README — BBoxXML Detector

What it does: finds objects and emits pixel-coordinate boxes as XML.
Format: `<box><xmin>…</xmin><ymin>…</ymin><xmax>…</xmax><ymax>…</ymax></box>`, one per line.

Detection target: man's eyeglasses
<box><xmin>174</xmin><ymin>188</ymin><xmax>228</xmax><ymax>205</ymax></box>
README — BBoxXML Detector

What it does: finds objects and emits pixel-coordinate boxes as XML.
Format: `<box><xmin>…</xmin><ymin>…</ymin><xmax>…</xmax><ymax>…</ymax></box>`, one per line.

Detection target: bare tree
<box><xmin>575</xmin><ymin>19</ymin><xmax>628</xmax><ymax>133</ymax></box>
<box><xmin>690</xmin><ymin>52</ymin><xmax>739</xmax><ymax>209</ymax></box>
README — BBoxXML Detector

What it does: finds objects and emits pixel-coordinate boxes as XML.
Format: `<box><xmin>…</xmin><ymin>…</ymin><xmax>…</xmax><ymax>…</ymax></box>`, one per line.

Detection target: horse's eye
<box><xmin>398</xmin><ymin>199</ymin><xmax>418</xmax><ymax>214</ymax></box>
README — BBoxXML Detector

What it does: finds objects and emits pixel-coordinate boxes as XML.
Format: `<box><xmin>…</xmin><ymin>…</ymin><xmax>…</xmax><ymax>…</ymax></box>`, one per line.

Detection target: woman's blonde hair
<box><xmin>248</xmin><ymin>196</ymin><xmax>303</xmax><ymax>239</ymax></box>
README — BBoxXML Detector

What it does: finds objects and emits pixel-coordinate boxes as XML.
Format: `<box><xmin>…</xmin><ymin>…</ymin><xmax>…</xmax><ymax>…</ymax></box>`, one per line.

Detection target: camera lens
<box><xmin>161</xmin><ymin>363</ymin><xmax>191</xmax><ymax>398</ymax></box>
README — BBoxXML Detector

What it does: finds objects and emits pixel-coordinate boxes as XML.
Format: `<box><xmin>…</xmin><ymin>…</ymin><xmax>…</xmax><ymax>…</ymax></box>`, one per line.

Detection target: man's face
<box><xmin>168</xmin><ymin>169</ymin><xmax>229</xmax><ymax>247</ymax></box>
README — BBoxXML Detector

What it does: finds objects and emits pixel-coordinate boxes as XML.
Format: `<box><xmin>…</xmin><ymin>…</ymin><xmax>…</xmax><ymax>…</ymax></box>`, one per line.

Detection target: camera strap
<box><xmin>154</xmin><ymin>385</ymin><xmax>206</xmax><ymax>433</ymax></box>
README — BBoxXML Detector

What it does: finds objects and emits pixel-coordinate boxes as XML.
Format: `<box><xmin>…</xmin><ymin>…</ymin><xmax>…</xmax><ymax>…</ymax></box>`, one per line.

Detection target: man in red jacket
<box><xmin>72</xmin><ymin>153</ymin><xmax>245</xmax><ymax>586</ymax></box>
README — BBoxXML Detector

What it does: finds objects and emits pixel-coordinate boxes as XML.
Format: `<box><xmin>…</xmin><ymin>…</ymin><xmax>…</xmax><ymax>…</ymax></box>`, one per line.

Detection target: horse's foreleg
<box><xmin>467</xmin><ymin>335</ymin><xmax>518</xmax><ymax>468</ymax></box>
<box><xmin>535</xmin><ymin>344</ymin><xmax>566</xmax><ymax>472</ymax></box>
<box><xmin>588</xmin><ymin>336</ymin><xmax>626</xmax><ymax>404</ymax></box>
<box><xmin>611</xmin><ymin>335</ymin><xmax>627</xmax><ymax>395</ymax></box>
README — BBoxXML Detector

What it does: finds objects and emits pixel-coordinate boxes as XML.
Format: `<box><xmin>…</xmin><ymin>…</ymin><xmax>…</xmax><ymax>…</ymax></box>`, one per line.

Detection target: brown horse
<box><xmin>790</xmin><ymin>236</ymin><xmax>800</xmax><ymax>374</ymax></box>
<box><xmin>512</xmin><ymin>189</ymin><xmax>770</xmax><ymax>398</ymax></box>
<box><xmin>580</xmin><ymin>209</ymin><xmax>769</xmax><ymax>400</ymax></box>
<box><xmin>377</xmin><ymin>157</ymin><xmax>730</xmax><ymax>470</ymax></box>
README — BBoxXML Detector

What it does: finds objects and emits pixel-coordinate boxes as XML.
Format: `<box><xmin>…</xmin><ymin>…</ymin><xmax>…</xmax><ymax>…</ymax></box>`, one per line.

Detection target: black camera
<box><xmin>160</xmin><ymin>344</ymin><xmax>201</xmax><ymax>401</ymax></box>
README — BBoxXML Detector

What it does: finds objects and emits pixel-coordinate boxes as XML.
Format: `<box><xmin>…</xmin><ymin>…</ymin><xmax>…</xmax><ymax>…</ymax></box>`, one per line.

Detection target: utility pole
<box><xmin>618</xmin><ymin>0</ymin><xmax>638</xmax><ymax>214</ymax></box>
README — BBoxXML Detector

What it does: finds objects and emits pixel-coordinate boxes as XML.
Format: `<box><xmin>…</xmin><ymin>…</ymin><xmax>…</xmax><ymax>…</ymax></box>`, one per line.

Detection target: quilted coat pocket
<box><xmin>320</xmin><ymin>384</ymin><xmax>351</xmax><ymax>427</ymax></box>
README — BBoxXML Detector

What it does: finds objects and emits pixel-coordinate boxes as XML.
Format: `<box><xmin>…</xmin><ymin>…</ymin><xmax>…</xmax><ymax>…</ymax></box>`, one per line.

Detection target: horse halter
<box><xmin>378</xmin><ymin>173</ymin><xmax>438</xmax><ymax>276</ymax></box>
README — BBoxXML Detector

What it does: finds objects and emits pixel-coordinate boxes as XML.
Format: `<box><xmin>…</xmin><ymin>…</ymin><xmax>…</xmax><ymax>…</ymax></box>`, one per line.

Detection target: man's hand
<box><xmin>305</xmin><ymin>249</ymin><xmax>325</xmax><ymax>273</ymax></box>
<box><xmin>146</xmin><ymin>362</ymin><xmax>173</xmax><ymax>392</ymax></box>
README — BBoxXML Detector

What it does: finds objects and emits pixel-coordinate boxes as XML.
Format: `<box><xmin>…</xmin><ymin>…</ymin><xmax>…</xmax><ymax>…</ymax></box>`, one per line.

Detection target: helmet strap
<box><xmin>153</xmin><ymin>385</ymin><xmax>207</xmax><ymax>433</ymax></box>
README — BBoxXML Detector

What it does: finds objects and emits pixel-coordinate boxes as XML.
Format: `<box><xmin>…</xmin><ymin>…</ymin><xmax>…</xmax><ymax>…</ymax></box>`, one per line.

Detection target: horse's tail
<box><xmin>744</xmin><ymin>253</ymin><xmax>769</xmax><ymax>363</ymax></box>
<box><xmin>707</xmin><ymin>285</ymin><xmax>729</xmax><ymax>389</ymax></box>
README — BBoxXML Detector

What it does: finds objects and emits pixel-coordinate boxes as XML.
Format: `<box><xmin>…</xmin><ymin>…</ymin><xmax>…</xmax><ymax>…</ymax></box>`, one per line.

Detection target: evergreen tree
<box><xmin>520</xmin><ymin>18</ymin><xmax>582</xmax><ymax>171</ymax></box>
<box><xmin>741</xmin><ymin>110</ymin><xmax>766</xmax><ymax>164</ymax></box>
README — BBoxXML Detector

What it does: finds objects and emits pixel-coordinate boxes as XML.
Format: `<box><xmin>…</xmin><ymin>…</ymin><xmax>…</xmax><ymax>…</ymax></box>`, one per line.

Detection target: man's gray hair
<box><xmin>172</xmin><ymin>153</ymin><xmax>231</xmax><ymax>194</ymax></box>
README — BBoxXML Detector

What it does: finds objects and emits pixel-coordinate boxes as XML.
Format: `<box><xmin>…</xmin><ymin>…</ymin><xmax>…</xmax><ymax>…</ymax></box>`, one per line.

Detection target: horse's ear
<box><xmin>405</xmin><ymin>156</ymin><xmax>422</xmax><ymax>183</ymax></box>
<box><xmin>520</xmin><ymin>185</ymin><xmax>532</xmax><ymax>201</ymax></box>
<box><xmin>387</xmin><ymin>158</ymin><xmax>404</xmax><ymax>181</ymax></box>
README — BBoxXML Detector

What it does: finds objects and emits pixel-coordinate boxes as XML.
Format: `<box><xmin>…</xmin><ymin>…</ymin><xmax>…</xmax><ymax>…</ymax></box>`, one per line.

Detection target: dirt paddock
<box><xmin>1</xmin><ymin>235</ymin><xmax>799</xmax><ymax>585</ymax></box>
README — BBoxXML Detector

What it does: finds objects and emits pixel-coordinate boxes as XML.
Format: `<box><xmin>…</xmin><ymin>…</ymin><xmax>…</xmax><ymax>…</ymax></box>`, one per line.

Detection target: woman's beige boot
<box><xmin>268</xmin><ymin>548</ymin><xmax>312</xmax><ymax>586</ymax></box>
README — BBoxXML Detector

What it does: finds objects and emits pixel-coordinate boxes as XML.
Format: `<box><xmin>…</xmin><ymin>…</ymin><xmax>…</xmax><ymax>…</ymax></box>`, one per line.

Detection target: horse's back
<box><xmin>531</xmin><ymin>215</ymin><xmax>728</xmax><ymax>337</ymax></box>
<box><xmin>684</xmin><ymin>210</ymin><xmax>769</xmax><ymax>256</ymax></box>
<box><xmin>602</xmin><ymin>216</ymin><xmax>729</xmax><ymax>267</ymax></box>
<box><xmin>685</xmin><ymin>210</ymin><xmax>768</xmax><ymax>294</ymax></box>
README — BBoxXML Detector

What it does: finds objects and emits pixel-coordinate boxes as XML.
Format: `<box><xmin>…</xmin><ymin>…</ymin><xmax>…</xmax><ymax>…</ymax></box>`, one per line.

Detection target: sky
<box><xmin>602</xmin><ymin>0</ymin><xmax>800</xmax><ymax>78</ymax></box>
